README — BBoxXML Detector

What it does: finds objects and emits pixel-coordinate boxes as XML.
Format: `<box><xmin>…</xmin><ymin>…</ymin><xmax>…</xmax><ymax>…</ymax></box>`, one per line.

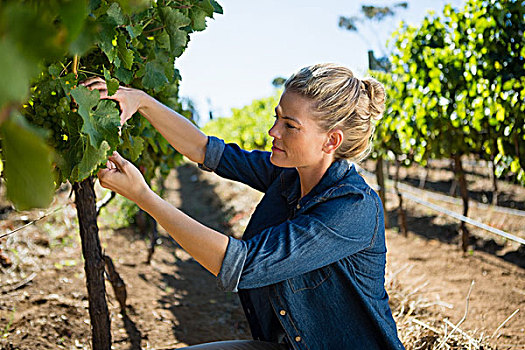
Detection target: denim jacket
<box><xmin>199</xmin><ymin>136</ymin><xmax>404</xmax><ymax>350</ymax></box>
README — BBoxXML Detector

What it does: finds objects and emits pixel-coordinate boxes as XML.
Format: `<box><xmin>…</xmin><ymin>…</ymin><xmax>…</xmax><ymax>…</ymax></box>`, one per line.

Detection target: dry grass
<box><xmin>386</xmin><ymin>263</ymin><xmax>519</xmax><ymax>350</ymax></box>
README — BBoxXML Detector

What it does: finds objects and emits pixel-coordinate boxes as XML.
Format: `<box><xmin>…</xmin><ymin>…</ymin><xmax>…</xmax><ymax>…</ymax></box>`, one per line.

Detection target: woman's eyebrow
<box><xmin>274</xmin><ymin>107</ymin><xmax>302</xmax><ymax>125</ymax></box>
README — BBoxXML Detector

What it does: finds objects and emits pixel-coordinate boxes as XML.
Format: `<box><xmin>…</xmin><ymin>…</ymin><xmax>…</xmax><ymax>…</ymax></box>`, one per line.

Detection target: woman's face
<box><xmin>268</xmin><ymin>91</ymin><xmax>330</xmax><ymax>168</ymax></box>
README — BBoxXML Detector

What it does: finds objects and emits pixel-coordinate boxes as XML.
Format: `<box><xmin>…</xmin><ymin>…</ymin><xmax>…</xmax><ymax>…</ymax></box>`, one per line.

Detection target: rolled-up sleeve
<box><xmin>198</xmin><ymin>136</ymin><xmax>226</xmax><ymax>172</ymax></box>
<box><xmin>198</xmin><ymin>136</ymin><xmax>282</xmax><ymax>192</ymax></box>
<box><xmin>217</xmin><ymin>237</ymin><xmax>248</xmax><ymax>292</ymax></box>
<box><xmin>217</xmin><ymin>192</ymin><xmax>380</xmax><ymax>291</ymax></box>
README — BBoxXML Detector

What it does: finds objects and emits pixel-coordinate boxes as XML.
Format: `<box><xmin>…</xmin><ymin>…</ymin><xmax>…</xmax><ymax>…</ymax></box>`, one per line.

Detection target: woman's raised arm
<box><xmin>98</xmin><ymin>151</ymin><xmax>229</xmax><ymax>276</ymax></box>
<box><xmin>81</xmin><ymin>77</ymin><xmax>208</xmax><ymax>164</ymax></box>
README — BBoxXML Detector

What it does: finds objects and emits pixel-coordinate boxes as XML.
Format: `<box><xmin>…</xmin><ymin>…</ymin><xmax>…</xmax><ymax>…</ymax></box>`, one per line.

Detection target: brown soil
<box><xmin>0</xmin><ymin>161</ymin><xmax>523</xmax><ymax>349</ymax></box>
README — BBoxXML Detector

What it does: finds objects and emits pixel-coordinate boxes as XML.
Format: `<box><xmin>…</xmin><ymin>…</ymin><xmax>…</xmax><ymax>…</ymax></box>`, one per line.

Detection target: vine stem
<box><xmin>143</xmin><ymin>25</ymin><xmax>165</xmax><ymax>34</ymax></box>
<box><xmin>59</xmin><ymin>61</ymin><xmax>72</xmax><ymax>77</ymax></box>
<box><xmin>78</xmin><ymin>69</ymin><xmax>104</xmax><ymax>77</ymax></box>
<box><xmin>73</xmin><ymin>55</ymin><xmax>79</xmax><ymax>78</ymax></box>
<box><xmin>141</xmin><ymin>17</ymin><xmax>155</xmax><ymax>30</ymax></box>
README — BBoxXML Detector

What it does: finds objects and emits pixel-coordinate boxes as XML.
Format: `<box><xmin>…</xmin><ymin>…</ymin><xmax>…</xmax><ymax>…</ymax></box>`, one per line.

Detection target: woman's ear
<box><xmin>323</xmin><ymin>129</ymin><xmax>343</xmax><ymax>155</ymax></box>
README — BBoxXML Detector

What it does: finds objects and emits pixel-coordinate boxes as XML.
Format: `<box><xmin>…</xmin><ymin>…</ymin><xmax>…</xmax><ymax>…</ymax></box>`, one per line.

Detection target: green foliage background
<box><xmin>0</xmin><ymin>0</ymin><xmax>222</xmax><ymax>209</ymax></box>
<box><xmin>203</xmin><ymin>92</ymin><xmax>281</xmax><ymax>151</ymax></box>
<box><xmin>203</xmin><ymin>0</ymin><xmax>524</xmax><ymax>188</ymax></box>
<box><xmin>371</xmin><ymin>0</ymin><xmax>524</xmax><ymax>183</ymax></box>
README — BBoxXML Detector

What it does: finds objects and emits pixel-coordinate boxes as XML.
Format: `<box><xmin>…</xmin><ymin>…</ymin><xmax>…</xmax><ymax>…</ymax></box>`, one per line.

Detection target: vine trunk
<box><xmin>73</xmin><ymin>177</ymin><xmax>111</xmax><ymax>349</ymax></box>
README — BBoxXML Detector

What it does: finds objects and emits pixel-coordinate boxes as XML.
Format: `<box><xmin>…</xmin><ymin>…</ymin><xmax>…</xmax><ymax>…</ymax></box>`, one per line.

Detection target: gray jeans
<box><xmin>179</xmin><ymin>340</ymin><xmax>290</xmax><ymax>350</ymax></box>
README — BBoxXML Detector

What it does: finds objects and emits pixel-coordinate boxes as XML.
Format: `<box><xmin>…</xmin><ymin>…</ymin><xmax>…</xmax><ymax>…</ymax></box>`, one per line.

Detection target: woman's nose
<box><xmin>268</xmin><ymin>121</ymin><xmax>280</xmax><ymax>139</ymax></box>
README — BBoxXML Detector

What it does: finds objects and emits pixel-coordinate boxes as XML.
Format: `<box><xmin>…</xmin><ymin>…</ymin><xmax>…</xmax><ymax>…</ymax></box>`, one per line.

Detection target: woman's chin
<box><xmin>270</xmin><ymin>153</ymin><xmax>293</xmax><ymax>168</ymax></box>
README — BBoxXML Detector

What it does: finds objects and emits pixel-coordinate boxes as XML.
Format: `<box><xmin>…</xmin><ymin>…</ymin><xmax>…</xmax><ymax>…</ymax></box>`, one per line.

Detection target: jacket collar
<box><xmin>280</xmin><ymin>159</ymin><xmax>353</xmax><ymax>205</ymax></box>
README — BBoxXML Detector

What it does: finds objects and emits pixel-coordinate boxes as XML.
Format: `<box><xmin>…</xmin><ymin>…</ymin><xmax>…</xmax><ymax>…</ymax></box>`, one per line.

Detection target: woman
<box><xmin>84</xmin><ymin>63</ymin><xmax>404</xmax><ymax>350</ymax></box>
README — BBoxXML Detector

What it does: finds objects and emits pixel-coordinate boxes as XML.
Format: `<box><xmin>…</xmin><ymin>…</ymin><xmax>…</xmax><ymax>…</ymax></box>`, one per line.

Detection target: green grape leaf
<box><xmin>117</xmin><ymin>34</ymin><xmax>134</xmax><ymax>70</ymax></box>
<box><xmin>116</xmin><ymin>0</ymin><xmax>150</xmax><ymax>14</ymax></box>
<box><xmin>159</xmin><ymin>7</ymin><xmax>191</xmax><ymax>56</ymax></box>
<box><xmin>70</xmin><ymin>86</ymin><xmax>120</xmax><ymax>148</ymax></box>
<box><xmin>195</xmin><ymin>0</ymin><xmax>215</xmax><ymax>16</ymax></box>
<box><xmin>142</xmin><ymin>61</ymin><xmax>168</xmax><ymax>90</ymax></box>
<box><xmin>210</xmin><ymin>0</ymin><xmax>223</xmax><ymax>14</ymax></box>
<box><xmin>120</xmin><ymin>132</ymin><xmax>145</xmax><ymax>161</ymax></box>
<box><xmin>4</xmin><ymin>4</ymin><xmax>62</xmax><ymax>61</ymax></box>
<box><xmin>115</xmin><ymin>67</ymin><xmax>133</xmax><ymax>84</ymax></box>
<box><xmin>59</xmin><ymin>73</ymin><xmax>78</xmax><ymax>96</ymax></box>
<box><xmin>92</xmin><ymin>100</ymin><xmax>121</xmax><ymax>146</ymax></box>
<box><xmin>107</xmin><ymin>2</ymin><xmax>126</xmax><ymax>26</ymax></box>
<box><xmin>76</xmin><ymin>140</ymin><xmax>111</xmax><ymax>181</ymax></box>
<box><xmin>158</xmin><ymin>135</ymin><xmax>170</xmax><ymax>154</ymax></box>
<box><xmin>88</xmin><ymin>0</ymin><xmax>102</xmax><ymax>13</ymax></box>
<box><xmin>97</xmin><ymin>16</ymin><xmax>118</xmax><ymax>63</ymax></box>
<box><xmin>48</xmin><ymin>64</ymin><xmax>62</xmax><ymax>78</ymax></box>
<box><xmin>126</xmin><ymin>24</ymin><xmax>143</xmax><ymax>39</ymax></box>
<box><xmin>0</xmin><ymin>38</ymin><xmax>39</xmax><ymax>109</ymax></box>
<box><xmin>155</xmin><ymin>31</ymin><xmax>171</xmax><ymax>50</ymax></box>
<box><xmin>59</xmin><ymin>0</ymin><xmax>89</xmax><ymax>41</ymax></box>
<box><xmin>71</xmin><ymin>86</ymin><xmax>99</xmax><ymax>119</ymax></box>
<box><xmin>190</xmin><ymin>0</ymin><xmax>217</xmax><ymax>30</ymax></box>
<box><xmin>103</xmin><ymin>67</ymin><xmax>120</xmax><ymax>96</ymax></box>
<box><xmin>0</xmin><ymin>113</ymin><xmax>54</xmax><ymax>210</ymax></box>
<box><xmin>69</xmin><ymin>17</ymin><xmax>98</xmax><ymax>55</ymax></box>
<box><xmin>190</xmin><ymin>7</ymin><xmax>208</xmax><ymax>31</ymax></box>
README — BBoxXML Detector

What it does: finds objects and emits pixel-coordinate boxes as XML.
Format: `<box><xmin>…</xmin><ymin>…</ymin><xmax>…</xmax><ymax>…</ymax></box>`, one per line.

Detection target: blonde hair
<box><xmin>284</xmin><ymin>63</ymin><xmax>385</xmax><ymax>162</ymax></box>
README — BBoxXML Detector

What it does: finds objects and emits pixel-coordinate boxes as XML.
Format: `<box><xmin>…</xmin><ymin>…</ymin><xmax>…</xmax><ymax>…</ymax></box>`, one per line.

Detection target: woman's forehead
<box><xmin>277</xmin><ymin>91</ymin><xmax>314</xmax><ymax>122</ymax></box>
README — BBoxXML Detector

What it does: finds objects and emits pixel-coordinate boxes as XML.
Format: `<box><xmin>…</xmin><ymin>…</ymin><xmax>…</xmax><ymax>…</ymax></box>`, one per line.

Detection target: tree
<box><xmin>339</xmin><ymin>2</ymin><xmax>408</xmax><ymax>59</ymax></box>
<box><xmin>0</xmin><ymin>0</ymin><xmax>222</xmax><ymax>347</ymax></box>
<box><xmin>381</xmin><ymin>0</ymin><xmax>524</xmax><ymax>251</ymax></box>
<box><xmin>452</xmin><ymin>0</ymin><xmax>525</xmax><ymax>200</ymax></box>
<box><xmin>339</xmin><ymin>3</ymin><xmax>409</xmax><ymax>229</ymax></box>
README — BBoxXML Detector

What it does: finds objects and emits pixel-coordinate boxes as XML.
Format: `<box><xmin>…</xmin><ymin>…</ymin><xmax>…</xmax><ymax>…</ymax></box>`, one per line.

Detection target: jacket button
<box><xmin>296</xmin><ymin>204</ymin><xmax>300</xmax><ymax>209</ymax></box>
<box><xmin>279</xmin><ymin>310</ymin><xmax>286</xmax><ymax>316</ymax></box>
<box><xmin>295</xmin><ymin>336</ymin><xmax>301</xmax><ymax>342</ymax></box>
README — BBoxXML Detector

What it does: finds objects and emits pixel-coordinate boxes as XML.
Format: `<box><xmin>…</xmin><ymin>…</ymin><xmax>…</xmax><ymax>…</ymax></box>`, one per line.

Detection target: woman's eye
<box><xmin>273</xmin><ymin>115</ymin><xmax>296</xmax><ymax>129</ymax></box>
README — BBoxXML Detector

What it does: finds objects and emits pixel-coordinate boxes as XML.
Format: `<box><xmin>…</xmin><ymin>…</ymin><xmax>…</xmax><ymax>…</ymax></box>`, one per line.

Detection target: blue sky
<box><xmin>176</xmin><ymin>0</ymin><xmax>465</xmax><ymax>126</ymax></box>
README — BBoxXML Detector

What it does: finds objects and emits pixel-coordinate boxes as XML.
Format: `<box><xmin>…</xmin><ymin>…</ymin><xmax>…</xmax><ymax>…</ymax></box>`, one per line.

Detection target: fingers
<box><xmin>97</xmin><ymin>168</ymin><xmax>112</xmax><ymax>188</ymax></box>
<box><xmin>98</xmin><ymin>159</ymin><xmax>121</xmax><ymax>189</ymax></box>
<box><xmin>107</xmin><ymin>151</ymin><xmax>128</xmax><ymax>172</ymax></box>
<box><xmin>81</xmin><ymin>80</ymin><xmax>123</xmax><ymax>103</ymax></box>
<box><xmin>84</xmin><ymin>81</ymin><xmax>108</xmax><ymax>91</ymax></box>
<box><xmin>120</xmin><ymin>107</ymin><xmax>133</xmax><ymax>126</ymax></box>
<box><xmin>80</xmin><ymin>79</ymin><xmax>113</xmax><ymax>99</ymax></box>
<box><xmin>80</xmin><ymin>76</ymin><xmax>105</xmax><ymax>87</ymax></box>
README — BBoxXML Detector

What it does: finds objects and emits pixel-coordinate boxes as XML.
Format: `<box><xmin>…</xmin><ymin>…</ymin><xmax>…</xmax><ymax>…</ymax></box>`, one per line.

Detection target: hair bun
<box><xmin>362</xmin><ymin>78</ymin><xmax>386</xmax><ymax>120</ymax></box>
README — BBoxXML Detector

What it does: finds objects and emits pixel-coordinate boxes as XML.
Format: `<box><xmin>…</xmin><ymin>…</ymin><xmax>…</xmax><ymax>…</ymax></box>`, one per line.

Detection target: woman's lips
<box><xmin>272</xmin><ymin>146</ymin><xmax>284</xmax><ymax>153</ymax></box>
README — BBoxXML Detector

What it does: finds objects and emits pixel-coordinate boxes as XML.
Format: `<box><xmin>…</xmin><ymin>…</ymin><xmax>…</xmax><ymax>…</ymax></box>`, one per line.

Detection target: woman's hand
<box><xmin>97</xmin><ymin>151</ymin><xmax>151</xmax><ymax>204</ymax></box>
<box><xmin>80</xmin><ymin>77</ymin><xmax>146</xmax><ymax>126</ymax></box>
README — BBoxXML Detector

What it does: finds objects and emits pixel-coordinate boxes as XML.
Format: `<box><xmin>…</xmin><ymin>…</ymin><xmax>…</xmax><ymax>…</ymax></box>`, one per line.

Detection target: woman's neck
<box><xmin>296</xmin><ymin>156</ymin><xmax>334</xmax><ymax>199</ymax></box>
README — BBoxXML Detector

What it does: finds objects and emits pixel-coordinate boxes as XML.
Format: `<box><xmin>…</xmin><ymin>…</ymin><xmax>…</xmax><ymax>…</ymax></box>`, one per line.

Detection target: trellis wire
<box><xmin>356</xmin><ymin>166</ymin><xmax>525</xmax><ymax>246</ymax></box>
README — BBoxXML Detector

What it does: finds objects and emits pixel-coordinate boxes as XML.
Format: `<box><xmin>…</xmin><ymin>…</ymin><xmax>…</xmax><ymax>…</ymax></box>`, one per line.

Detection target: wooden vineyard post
<box><xmin>376</xmin><ymin>155</ymin><xmax>388</xmax><ymax>228</ymax></box>
<box><xmin>73</xmin><ymin>177</ymin><xmax>111</xmax><ymax>349</ymax></box>
<box><xmin>394</xmin><ymin>158</ymin><xmax>408</xmax><ymax>236</ymax></box>
<box><xmin>449</xmin><ymin>159</ymin><xmax>458</xmax><ymax>196</ymax></box>
<box><xmin>453</xmin><ymin>155</ymin><xmax>470</xmax><ymax>252</ymax></box>
<box><xmin>419</xmin><ymin>165</ymin><xmax>429</xmax><ymax>189</ymax></box>
<box><xmin>490</xmin><ymin>158</ymin><xmax>499</xmax><ymax>206</ymax></box>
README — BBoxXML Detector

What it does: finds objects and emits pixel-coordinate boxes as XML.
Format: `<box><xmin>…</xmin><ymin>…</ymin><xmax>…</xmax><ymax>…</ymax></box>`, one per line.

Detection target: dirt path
<box><xmin>0</xmin><ymin>164</ymin><xmax>251</xmax><ymax>349</ymax></box>
<box><xmin>0</xmin><ymin>162</ymin><xmax>523</xmax><ymax>349</ymax></box>
<box><xmin>385</xmin><ymin>230</ymin><xmax>525</xmax><ymax>348</ymax></box>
